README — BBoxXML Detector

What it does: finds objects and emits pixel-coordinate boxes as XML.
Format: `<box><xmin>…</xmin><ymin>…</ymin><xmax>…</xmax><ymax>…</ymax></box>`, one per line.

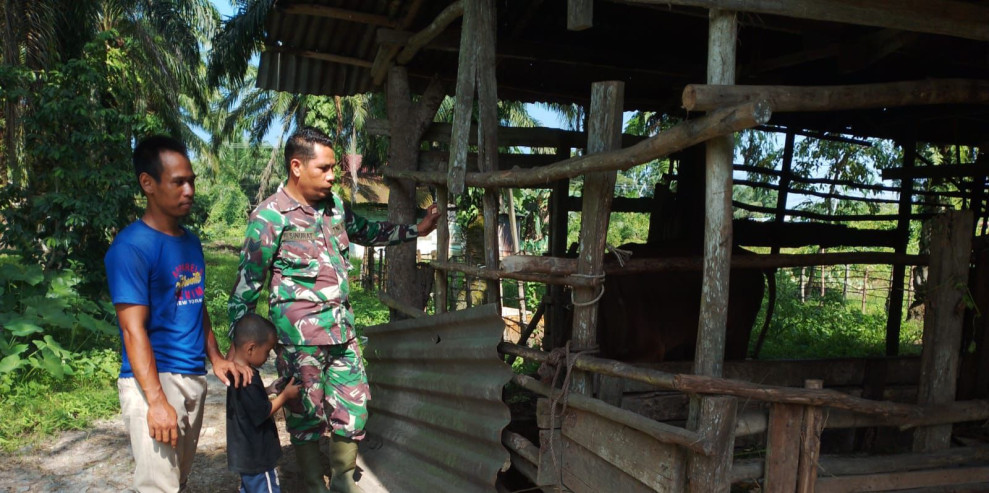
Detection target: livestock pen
<box><xmin>240</xmin><ymin>0</ymin><xmax>989</xmax><ymax>490</ymax></box>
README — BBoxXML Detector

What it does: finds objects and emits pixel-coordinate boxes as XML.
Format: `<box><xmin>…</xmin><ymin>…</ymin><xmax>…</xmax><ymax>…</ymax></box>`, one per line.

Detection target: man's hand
<box><xmin>212</xmin><ymin>358</ymin><xmax>253</xmax><ymax>388</ymax></box>
<box><xmin>147</xmin><ymin>397</ymin><xmax>178</xmax><ymax>447</ymax></box>
<box><xmin>416</xmin><ymin>204</ymin><xmax>441</xmax><ymax>236</ymax></box>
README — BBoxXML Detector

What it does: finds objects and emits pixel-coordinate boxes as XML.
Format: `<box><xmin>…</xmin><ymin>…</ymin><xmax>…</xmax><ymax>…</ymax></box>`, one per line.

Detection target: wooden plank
<box><xmin>570</xmin><ymin>81</ymin><xmax>624</xmax><ymax>395</ymax></box>
<box><xmin>447</xmin><ymin>0</ymin><xmax>477</xmax><ymax>196</ymax></box>
<box><xmin>625</xmin><ymin>0</ymin><xmax>989</xmax><ymax>42</ymax></box>
<box><xmin>474</xmin><ymin>0</ymin><xmax>500</xmax><ymax>306</ymax></box>
<box><xmin>562</xmin><ymin>437</ymin><xmax>654</xmax><ymax>493</ymax></box>
<box><xmin>537</xmin><ymin>429</ymin><xmax>562</xmax><ymax>486</ymax></box>
<box><xmin>687</xmin><ymin>395</ymin><xmax>737</xmax><ymax>492</ymax></box>
<box><xmin>914</xmin><ymin>210</ymin><xmax>974</xmax><ymax>451</ymax></box>
<box><xmin>797</xmin><ymin>380</ymin><xmax>825</xmax><ymax>493</ymax></box>
<box><xmin>820</xmin><ymin>446</ymin><xmax>989</xmax><ymax>476</ymax></box>
<box><xmin>683</xmin><ymin>79</ymin><xmax>989</xmax><ymax>112</ymax></box>
<box><xmin>815</xmin><ymin>466</ymin><xmax>989</xmax><ymax>493</ymax></box>
<box><xmin>567</xmin><ymin>0</ymin><xmax>593</xmax><ymax>31</ymax></box>
<box><xmin>381</xmin><ymin>101</ymin><xmax>771</xmax><ymax>187</ymax></box>
<box><xmin>561</xmin><ymin>408</ymin><xmax>685</xmax><ymax>491</ymax></box>
<box><xmin>765</xmin><ymin>403</ymin><xmax>803</xmax><ymax>492</ymax></box>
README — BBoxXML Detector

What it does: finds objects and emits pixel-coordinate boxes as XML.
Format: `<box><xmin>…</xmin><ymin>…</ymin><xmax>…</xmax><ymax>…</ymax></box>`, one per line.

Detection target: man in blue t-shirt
<box><xmin>105</xmin><ymin>136</ymin><xmax>252</xmax><ymax>493</ymax></box>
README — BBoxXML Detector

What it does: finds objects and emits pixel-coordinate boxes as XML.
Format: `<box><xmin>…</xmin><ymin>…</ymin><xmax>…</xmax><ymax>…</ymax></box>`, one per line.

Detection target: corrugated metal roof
<box><xmin>362</xmin><ymin>303</ymin><xmax>513</xmax><ymax>492</ymax></box>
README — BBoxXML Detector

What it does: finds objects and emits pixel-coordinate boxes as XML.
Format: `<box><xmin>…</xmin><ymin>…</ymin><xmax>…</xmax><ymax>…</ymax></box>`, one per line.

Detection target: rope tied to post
<box><xmin>570</xmin><ymin>273</ymin><xmax>606</xmax><ymax>307</ymax></box>
<box><xmin>545</xmin><ymin>341</ymin><xmax>599</xmax><ymax>492</ymax></box>
<box><xmin>606</xmin><ymin>243</ymin><xmax>633</xmax><ymax>267</ymax></box>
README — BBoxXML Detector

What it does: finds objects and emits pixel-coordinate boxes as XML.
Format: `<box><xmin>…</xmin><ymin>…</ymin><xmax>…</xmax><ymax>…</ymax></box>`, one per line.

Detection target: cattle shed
<box><xmin>252</xmin><ymin>1</ymin><xmax>989</xmax><ymax>491</ymax></box>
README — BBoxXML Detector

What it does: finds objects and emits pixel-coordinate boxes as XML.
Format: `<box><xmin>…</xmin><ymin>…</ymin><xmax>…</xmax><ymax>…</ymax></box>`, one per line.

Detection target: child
<box><xmin>226</xmin><ymin>313</ymin><xmax>301</xmax><ymax>493</ymax></box>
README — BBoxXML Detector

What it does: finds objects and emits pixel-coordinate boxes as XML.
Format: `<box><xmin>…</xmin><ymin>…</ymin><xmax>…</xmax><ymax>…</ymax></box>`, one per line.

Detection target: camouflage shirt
<box><xmin>228</xmin><ymin>184</ymin><xmax>419</xmax><ymax>345</ymax></box>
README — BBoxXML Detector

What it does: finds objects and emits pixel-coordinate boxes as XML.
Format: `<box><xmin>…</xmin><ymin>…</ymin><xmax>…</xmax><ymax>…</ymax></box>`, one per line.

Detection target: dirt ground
<box><xmin>0</xmin><ymin>363</ymin><xmax>387</xmax><ymax>493</ymax></box>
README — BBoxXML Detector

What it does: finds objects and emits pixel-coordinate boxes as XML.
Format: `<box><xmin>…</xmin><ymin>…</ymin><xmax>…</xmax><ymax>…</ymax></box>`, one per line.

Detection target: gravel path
<box><xmin>0</xmin><ymin>363</ymin><xmax>386</xmax><ymax>493</ymax></box>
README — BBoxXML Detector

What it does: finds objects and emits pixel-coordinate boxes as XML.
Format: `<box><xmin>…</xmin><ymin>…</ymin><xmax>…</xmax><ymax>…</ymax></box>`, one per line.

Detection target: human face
<box><xmin>291</xmin><ymin>143</ymin><xmax>336</xmax><ymax>205</ymax></box>
<box><xmin>245</xmin><ymin>335</ymin><xmax>276</xmax><ymax>369</ymax></box>
<box><xmin>141</xmin><ymin>150</ymin><xmax>196</xmax><ymax>218</ymax></box>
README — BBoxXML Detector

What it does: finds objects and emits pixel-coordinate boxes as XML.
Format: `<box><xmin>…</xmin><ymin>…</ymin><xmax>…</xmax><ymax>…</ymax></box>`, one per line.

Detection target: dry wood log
<box><xmin>499</xmin><ymin>252</ymin><xmax>928</xmax><ymax>277</ymax></box>
<box><xmin>683</xmin><ymin>79</ymin><xmax>989</xmax><ymax>112</ymax></box>
<box><xmin>513</xmin><ymin>374</ymin><xmax>710</xmax><ymax>455</ymax></box>
<box><xmin>431</xmin><ymin>260</ymin><xmax>600</xmax><ymax>287</ymax></box>
<box><xmin>383</xmin><ymin>100</ymin><xmax>771</xmax><ymax>188</ymax></box>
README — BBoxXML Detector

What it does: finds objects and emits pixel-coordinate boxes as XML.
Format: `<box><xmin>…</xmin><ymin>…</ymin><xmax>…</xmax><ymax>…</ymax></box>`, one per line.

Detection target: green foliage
<box><xmin>0</xmin><ymin>257</ymin><xmax>120</xmax><ymax>451</ymax></box>
<box><xmin>753</xmin><ymin>269</ymin><xmax>923</xmax><ymax>359</ymax></box>
<box><xmin>0</xmin><ymin>33</ymin><xmax>158</xmax><ymax>287</ymax></box>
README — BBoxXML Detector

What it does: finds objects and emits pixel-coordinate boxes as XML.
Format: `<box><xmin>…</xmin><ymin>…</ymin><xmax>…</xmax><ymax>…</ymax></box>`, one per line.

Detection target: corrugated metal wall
<box><xmin>362</xmin><ymin>304</ymin><xmax>512</xmax><ymax>492</ymax></box>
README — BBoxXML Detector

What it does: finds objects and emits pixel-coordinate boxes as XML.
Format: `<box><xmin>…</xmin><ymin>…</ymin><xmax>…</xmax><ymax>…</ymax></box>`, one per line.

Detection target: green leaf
<box><xmin>0</xmin><ymin>354</ymin><xmax>25</xmax><ymax>373</ymax></box>
<box><xmin>6</xmin><ymin>319</ymin><xmax>44</xmax><ymax>337</ymax></box>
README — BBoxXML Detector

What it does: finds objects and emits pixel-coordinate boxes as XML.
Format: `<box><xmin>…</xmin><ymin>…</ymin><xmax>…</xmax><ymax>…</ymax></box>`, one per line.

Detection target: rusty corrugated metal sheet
<box><xmin>362</xmin><ymin>303</ymin><xmax>512</xmax><ymax>492</ymax></box>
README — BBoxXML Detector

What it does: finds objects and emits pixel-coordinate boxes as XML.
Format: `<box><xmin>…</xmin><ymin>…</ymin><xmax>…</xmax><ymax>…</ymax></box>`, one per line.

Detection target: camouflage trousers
<box><xmin>274</xmin><ymin>338</ymin><xmax>369</xmax><ymax>444</ymax></box>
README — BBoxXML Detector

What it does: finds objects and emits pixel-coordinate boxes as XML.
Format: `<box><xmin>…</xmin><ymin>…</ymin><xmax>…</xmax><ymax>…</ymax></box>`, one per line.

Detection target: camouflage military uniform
<box><xmin>229</xmin><ymin>184</ymin><xmax>418</xmax><ymax>443</ymax></box>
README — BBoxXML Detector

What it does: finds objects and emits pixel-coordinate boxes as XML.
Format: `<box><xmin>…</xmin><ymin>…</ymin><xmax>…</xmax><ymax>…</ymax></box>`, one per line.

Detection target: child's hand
<box><xmin>280</xmin><ymin>376</ymin><xmax>301</xmax><ymax>400</ymax></box>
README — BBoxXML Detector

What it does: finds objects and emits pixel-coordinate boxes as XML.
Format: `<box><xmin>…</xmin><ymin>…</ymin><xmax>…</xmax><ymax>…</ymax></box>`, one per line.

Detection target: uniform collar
<box><xmin>272</xmin><ymin>183</ymin><xmax>342</xmax><ymax>216</ymax></box>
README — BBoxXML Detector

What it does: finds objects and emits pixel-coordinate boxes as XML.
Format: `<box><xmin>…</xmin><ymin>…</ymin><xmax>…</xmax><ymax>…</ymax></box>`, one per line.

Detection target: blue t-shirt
<box><xmin>105</xmin><ymin>220</ymin><xmax>207</xmax><ymax>378</ymax></box>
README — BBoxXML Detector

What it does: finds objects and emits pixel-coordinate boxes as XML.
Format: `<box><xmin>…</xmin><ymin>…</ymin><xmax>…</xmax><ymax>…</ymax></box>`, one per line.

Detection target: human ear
<box><xmin>138</xmin><ymin>172</ymin><xmax>155</xmax><ymax>195</ymax></box>
<box><xmin>290</xmin><ymin>158</ymin><xmax>304</xmax><ymax>178</ymax></box>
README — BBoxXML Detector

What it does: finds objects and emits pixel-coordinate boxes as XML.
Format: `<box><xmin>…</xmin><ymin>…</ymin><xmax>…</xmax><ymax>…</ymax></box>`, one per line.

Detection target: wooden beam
<box><xmin>369</xmin><ymin>0</ymin><xmax>424</xmax><ymax>86</ymax></box>
<box><xmin>914</xmin><ymin>210</ymin><xmax>974</xmax><ymax>451</ymax></box>
<box><xmin>397</xmin><ymin>1</ymin><xmax>463</xmax><ymax>64</ymax></box>
<box><xmin>263</xmin><ymin>45</ymin><xmax>372</xmax><ymax>68</ymax></box>
<box><xmin>796</xmin><ymin>380</ymin><xmax>825</xmax><ymax>493</ymax></box>
<box><xmin>624</xmin><ymin>0</ymin><xmax>989</xmax><ymax>42</ymax></box>
<box><xmin>683</xmin><ymin>79</ymin><xmax>989</xmax><ymax>112</ymax></box>
<box><xmin>568</xmin><ymin>0</ymin><xmax>593</xmax><ymax>30</ymax></box>
<box><xmin>814</xmin><ymin>467</ymin><xmax>989</xmax><ymax>492</ymax></box>
<box><xmin>377</xmin><ymin>291</ymin><xmax>425</xmax><ymax>318</ymax></box>
<box><xmin>430</xmin><ymin>260</ymin><xmax>601</xmax><ymax>287</ymax></box>
<box><xmin>499</xmin><ymin>251</ymin><xmax>929</xmax><ymax>276</ymax></box>
<box><xmin>447</xmin><ymin>0</ymin><xmax>478</xmax><ymax>196</ymax></box>
<box><xmin>366</xmin><ymin>118</ymin><xmax>648</xmax><ymax>149</ymax></box>
<box><xmin>382</xmin><ymin>101</ymin><xmax>771</xmax><ymax>187</ymax></box>
<box><xmin>279</xmin><ymin>4</ymin><xmax>399</xmax><ymax>27</ymax></box>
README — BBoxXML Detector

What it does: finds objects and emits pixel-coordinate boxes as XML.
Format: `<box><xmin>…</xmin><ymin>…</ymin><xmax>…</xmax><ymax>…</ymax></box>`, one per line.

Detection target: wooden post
<box><xmin>475</xmin><ymin>0</ymin><xmax>501</xmax><ymax>306</ymax></box>
<box><xmin>862</xmin><ymin>267</ymin><xmax>869</xmax><ymax>312</ymax></box>
<box><xmin>688</xmin><ymin>10</ymin><xmax>737</xmax><ymax>492</ymax></box>
<box><xmin>687</xmin><ymin>396</ymin><xmax>738</xmax><ymax>492</ymax></box>
<box><xmin>694</xmin><ymin>7</ymin><xmax>736</xmax><ymax>379</ymax></box>
<box><xmin>796</xmin><ymin>380</ymin><xmax>825</xmax><ymax>493</ymax></box>
<box><xmin>385</xmin><ymin>68</ymin><xmax>444</xmax><ymax>320</ymax></box>
<box><xmin>913</xmin><ymin>210</ymin><xmax>973</xmax><ymax>452</ymax></box>
<box><xmin>771</xmin><ymin>131</ymin><xmax>795</xmax><ymax>256</ymax></box>
<box><xmin>570</xmin><ymin>81</ymin><xmax>623</xmax><ymax>396</ymax></box>
<box><xmin>765</xmin><ymin>402</ymin><xmax>803</xmax><ymax>492</ymax></box>
<box><xmin>447</xmin><ymin>0</ymin><xmax>477</xmax><ymax>197</ymax></box>
<box><xmin>435</xmin><ymin>186</ymin><xmax>449</xmax><ymax>314</ymax></box>
<box><xmin>887</xmin><ymin>141</ymin><xmax>916</xmax><ymax>355</ymax></box>
<box><xmin>547</xmin><ymin>150</ymin><xmax>570</xmax><ymax>350</ymax></box>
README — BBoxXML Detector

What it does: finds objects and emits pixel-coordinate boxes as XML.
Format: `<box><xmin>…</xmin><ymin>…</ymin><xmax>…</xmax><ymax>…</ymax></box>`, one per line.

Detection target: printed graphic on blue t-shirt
<box><xmin>105</xmin><ymin>220</ymin><xmax>207</xmax><ymax>377</ymax></box>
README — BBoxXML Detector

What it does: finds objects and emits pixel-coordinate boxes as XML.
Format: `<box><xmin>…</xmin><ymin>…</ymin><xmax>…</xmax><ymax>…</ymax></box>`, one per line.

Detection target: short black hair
<box><xmin>284</xmin><ymin>126</ymin><xmax>335</xmax><ymax>172</ymax></box>
<box><xmin>133</xmin><ymin>135</ymin><xmax>188</xmax><ymax>184</ymax></box>
<box><xmin>232</xmin><ymin>313</ymin><xmax>277</xmax><ymax>348</ymax></box>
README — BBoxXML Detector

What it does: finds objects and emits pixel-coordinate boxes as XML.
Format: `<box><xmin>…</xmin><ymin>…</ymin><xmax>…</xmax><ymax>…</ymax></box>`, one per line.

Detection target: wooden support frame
<box><xmin>382</xmin><ymin>100</ymin><xmax>771</xmax><ymax>187</ymax></box>
<box><xmin>262</xmin><ymin>45</ymin><xmax>372</xmax><ymax>68</ymax></box>
<box><xmin>396</xmin><ymin>0</ymin><xmax>463</xmax><ymax>65</ymax></box>
<box><xmin>764</xmin><ymin>402</ymin><xmax>802</xmax><ymax>492</ymax></box>
<box><xmin>683</xmin><ymin>79</ymin><xmax>989</xmax><ymax>112</ymax></box>
<box><xmin>626</xmin><ymin>0</ymin><xmax>989</xmax><ymax>42</ymax></box>
<box><xmin>278</xmin><ymin>4</ymin><xmax>399</xmax><ymax>27</ymax></box>
<box><xmin>570</xmin><ymin>81</ymin><xmax>624</xmax><ymax>396</ymax></box>
<box><xmin>914</xmin><ymin>210</ymin><xmax>974</xmax><ymax>451</ymax></box>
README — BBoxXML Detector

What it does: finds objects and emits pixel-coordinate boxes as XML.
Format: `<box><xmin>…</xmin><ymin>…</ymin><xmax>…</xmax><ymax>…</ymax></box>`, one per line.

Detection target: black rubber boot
<box><xmin>328</xmin><ymin>434</ymin><xmax>363</xmax><ymax>493</ymax></box>
<box><xmin>295</xmin><ymin>441</ymin><xmax>330</xmax><ymax>493</ymax></box>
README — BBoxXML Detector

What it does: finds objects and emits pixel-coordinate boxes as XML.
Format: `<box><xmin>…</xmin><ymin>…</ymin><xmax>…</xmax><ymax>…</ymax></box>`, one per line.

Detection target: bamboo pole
<box><xmin>434</xmin><ymin>186</ymin><xmax>449</xmax><ymax>314</ymax></box>
<box><xmin>383</xmin><ymin>101</ymin><xmax>771</xmax><ymax>188</ymax></box>
<box><xmin>683</xmin><ymin>79</ymin><xmax>989</xmax><ymax>112</ymax></box>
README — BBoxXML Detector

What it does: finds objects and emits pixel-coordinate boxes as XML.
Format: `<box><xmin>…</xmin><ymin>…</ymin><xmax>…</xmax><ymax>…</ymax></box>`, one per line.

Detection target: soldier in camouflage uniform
<box><xmin>228</xmin><ymin>126</ymin><xmax>439</xmax><ymax>493</ymax></box>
